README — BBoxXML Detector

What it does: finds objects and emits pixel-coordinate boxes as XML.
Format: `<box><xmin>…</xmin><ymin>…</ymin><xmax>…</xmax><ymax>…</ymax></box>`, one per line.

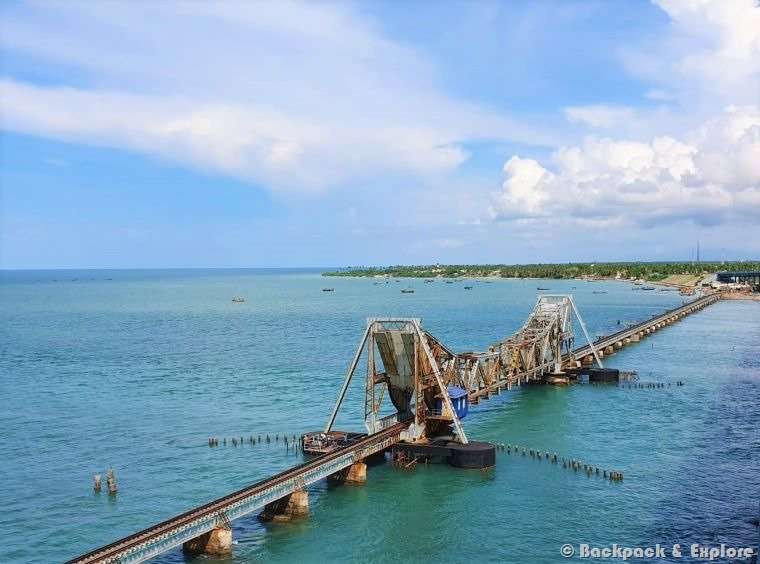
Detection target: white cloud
<box><xmin>626</xmin><ymin>0</ymin><xmax>760</xmax><ymax>107</ymax></box>
<box><xmin>434</xmin><ymin>238</ymin><xmax>464</xmax><ymax>249</ymax></box>
<box><xmin>501</xmin><ymin>1</ymin><xmax>760</xmax><ymax>230</ymax></box>
<box><xmin>564</xmin><ymin>105</ymin><xmax>637</xmax><ymax>129</ymax></box>
<box><xmin>0</xmin><ymin>1</ymin><xmax>557</xmax><ymax>193</ymax></box>
<box><xmin>491</xmin><ymin>106</ymin><xmax>760</xmax><ymax>226</ymax></box>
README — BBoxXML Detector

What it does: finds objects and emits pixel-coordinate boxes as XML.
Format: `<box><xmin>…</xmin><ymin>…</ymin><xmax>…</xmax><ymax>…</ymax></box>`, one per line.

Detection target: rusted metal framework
<box><xmin>436</xmin><ymin>295</ymin><xmax>600</xmax><ymax>400</ymax></box>
<box><xmin>67</xmin><ymin>293</ymin><xmax>724</xmax><ymax>564</ymax></box>
<box><xmin>325</xmin><ymin>295</ymin><xmax>600</xmax><ymax>446</ymax></box>
<box><xmin>325</xmin><ymin>318</ymin><xmax>469</xmax><ymax>445</ymax></box>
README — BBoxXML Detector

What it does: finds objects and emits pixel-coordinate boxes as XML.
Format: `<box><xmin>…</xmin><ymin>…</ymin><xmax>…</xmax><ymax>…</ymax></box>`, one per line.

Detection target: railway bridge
<box><xmin>68</xmin><ymin>292</ymin><xmax>720</xmax><ymax>563</ymax></box>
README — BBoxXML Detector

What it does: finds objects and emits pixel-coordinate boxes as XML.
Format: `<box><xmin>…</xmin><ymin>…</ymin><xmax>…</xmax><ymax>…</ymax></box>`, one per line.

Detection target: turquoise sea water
<box><xmin>1</xmin><ymin>269</ymin><xmax>758</xmax><ymax>563</ymax></box>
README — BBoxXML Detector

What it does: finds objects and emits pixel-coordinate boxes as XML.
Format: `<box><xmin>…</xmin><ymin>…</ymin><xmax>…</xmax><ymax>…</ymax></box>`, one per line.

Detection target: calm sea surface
<box><xmin>1</xmin><ymin>269</ymin><xmax>758</xmax><ymax>563</ymax></box>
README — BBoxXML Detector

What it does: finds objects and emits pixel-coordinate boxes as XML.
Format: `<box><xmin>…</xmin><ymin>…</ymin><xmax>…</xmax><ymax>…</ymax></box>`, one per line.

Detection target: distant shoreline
<box><xmin>322</xmin><ymin>261</ymin><xmax>760</xmax><ymax>287</ymax></box>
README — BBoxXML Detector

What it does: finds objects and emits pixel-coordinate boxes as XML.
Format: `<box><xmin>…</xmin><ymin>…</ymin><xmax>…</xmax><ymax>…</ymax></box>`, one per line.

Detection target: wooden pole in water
<box><xmin>106</xmin><ymin>468</ymin><xmax>118</xmax><ymax>495</ymax></box>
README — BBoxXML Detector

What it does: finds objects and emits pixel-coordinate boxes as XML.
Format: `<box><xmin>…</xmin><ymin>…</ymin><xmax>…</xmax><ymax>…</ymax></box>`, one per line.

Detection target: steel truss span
<box><xmin>68</xmin><ymin>293</ymin><xmax>719</xmax><ymax>563</ymax></box>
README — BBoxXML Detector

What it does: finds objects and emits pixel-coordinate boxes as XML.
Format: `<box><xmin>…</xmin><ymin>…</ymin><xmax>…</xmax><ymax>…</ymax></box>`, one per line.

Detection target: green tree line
<box><xmin>323</xmin><ymin>262</ymin><xmax>760</xmax><ymax>281</ymax></box>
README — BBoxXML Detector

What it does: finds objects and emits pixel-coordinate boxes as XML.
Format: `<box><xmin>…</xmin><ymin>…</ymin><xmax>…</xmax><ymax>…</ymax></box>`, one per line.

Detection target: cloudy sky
<box><xmin>1</xmin><ymin>0</ymin><xmax>758</xmax><ymax>269</ymax></box>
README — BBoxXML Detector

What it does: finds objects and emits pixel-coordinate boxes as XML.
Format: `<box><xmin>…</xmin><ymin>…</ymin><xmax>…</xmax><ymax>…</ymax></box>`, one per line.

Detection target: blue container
<box><xmin>435</xmin><ymin>386</ymin><xmax>469</xmax><ymax>419</ymax></box>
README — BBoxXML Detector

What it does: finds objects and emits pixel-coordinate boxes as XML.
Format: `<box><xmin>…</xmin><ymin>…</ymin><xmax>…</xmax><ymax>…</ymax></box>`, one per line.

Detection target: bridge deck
<box><xmin>571</xmin><ymin>293</ymin><xmax>720</xmax><ymax>361</ymax></box>
<box><xmin>67</xmin><ymin>293</ymin><xmax>720</xmax><ymax>563</ymax></box>
<box><xmin>68</xmin><ymin>421</ymin><xmax>409</xmax><ymax>564</ymax></box>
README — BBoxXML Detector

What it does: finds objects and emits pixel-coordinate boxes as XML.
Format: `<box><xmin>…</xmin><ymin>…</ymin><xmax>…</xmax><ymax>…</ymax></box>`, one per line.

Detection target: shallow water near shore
<box><xmin>1</xmin><ymin>269</ymin><xmax>758</xmax><ymax>563</ymax></box>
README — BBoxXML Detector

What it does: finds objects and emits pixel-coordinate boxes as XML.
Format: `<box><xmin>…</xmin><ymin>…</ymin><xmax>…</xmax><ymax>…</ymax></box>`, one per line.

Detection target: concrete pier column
<box><xmin>346</xmin><ymin>462</ymin><xmax>367</xmax><ymax>484</ymax></box>
<box><xmin>603</xmin><ymin>345</ymin><xmax>614</xmax><ymax>355</ymax></box>
<box><xmin>614</xmin><ymin>341</ymin><xmax>623</xmax><ymax>350</ymax></box>
<box><xmin>329</xmin><ymin>461</ymin><xmax>367</xmax><ymax>484</ymax></box>
<box><xmin>183</xmin><ymin>527</ymin><xmax>232</xmax><ymax>557</ymax></box>
<box><xmin>259</xmin><ymin>489</ymin><xmax>309</xmax><ymax>522</ymax></box>
<box><xmin>630</xmin><ymin>334</ymin><xmax>640</xmax><ymax>342</ymax></box>
<box><xmin>623</xmin><ymin>337</ymin><xmax>631</xmax><ymax>345</ymax></box>
<box><xmin>582</xmin><ymin>355</ymin><xmax>593</xmax><ymax>366</ymax></box>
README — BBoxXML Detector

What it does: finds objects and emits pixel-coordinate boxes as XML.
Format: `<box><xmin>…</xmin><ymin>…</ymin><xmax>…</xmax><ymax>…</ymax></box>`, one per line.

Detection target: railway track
<box><xmin>571</xmin><ymin>293</ymin><xmax>720</xmax><ymax>361</ymax></box>
<box><xmin>67</xmin><ymin>294</ymin><xmax>721</xmax><ymax>563</ymax></box>
<box><xmin>68</xmin><ymin>421</ymin><xmax>409</xmax><ymax>564</ymax></box>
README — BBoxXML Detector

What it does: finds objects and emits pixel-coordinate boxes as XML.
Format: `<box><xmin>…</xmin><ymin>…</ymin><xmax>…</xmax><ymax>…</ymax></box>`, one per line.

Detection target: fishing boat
<box><xmin>642</xmin><ymin>286</ymin><xmax>655</xmax><ymax>291</ymax></box>
<box><xmin>537</xmin><ymin>287</ymin><xmax>551</xmax><ymax>291</ymax></box>
<box><xmin>401</xmin><ymin>288</ymin><xmax>415</xmax><ymax>294</ymax></box>
<box><xmin>322</xmin><ymin>288</ymin><xmax>335</xmax><ymax>292</ymax></box>
<box><xmin>464</xmin><ymin>286</ymin><xmax>473</xmax><ymax>290</ymax></box>
<box><xmin>231</xmin><ymin>297</ymin><xmax>245</xmax><ymax>303</ymax></box>
<box><xmin>592</xmin><ymin>290</ymin><xmax>608</xmax><ymax>294</ymax></box>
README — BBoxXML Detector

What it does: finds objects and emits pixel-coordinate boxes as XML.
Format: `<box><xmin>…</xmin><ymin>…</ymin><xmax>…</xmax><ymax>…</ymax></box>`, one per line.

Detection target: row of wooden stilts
<box><xmin>619</xmin><ymin>381</ymin><xmax>685</xmax><ymax>389</ymax></box>
<box><xmin>495</xmin><ymin>444</ymin><xmax>624</xmax><ymax>481</ymax></box>
<box><xmin>207</xmin><ymin>434</ymin><xmax>300</xmax><ymax>449</ymax></box>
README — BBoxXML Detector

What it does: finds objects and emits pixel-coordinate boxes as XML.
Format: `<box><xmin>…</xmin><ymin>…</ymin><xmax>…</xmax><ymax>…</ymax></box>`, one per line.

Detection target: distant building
<box><xmin>715</xmin><ymin>271</ymin><xmax>760</xmax><ymax>292</ymax></box>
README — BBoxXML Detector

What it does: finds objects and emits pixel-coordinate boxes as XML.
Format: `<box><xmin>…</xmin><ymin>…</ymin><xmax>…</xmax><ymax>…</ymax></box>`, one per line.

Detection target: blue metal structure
<box><xmin>435</xmin><ymin>386</ymin><xmax>469</xmax><ymax>419</ymax></box>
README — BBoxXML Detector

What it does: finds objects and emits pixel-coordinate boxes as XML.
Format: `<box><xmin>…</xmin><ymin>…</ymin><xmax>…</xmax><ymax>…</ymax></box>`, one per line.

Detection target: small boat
<box><xmin>642</xmin><ymin>286</ymin><xmax>655</xmax><ymax>291</ymax></box>
<box><xmin>592</xmin><ymin>290</ymin><xmax>608</xmax><ymax>294</ymax></box>
<box><xmin>301</xmin><ymin>431</ymin><xmax>366</xmax><ymax>455</ymax></box>
<box><xmin>401</xmin><ymin>288</ymin><xmax>415</xmax><ymax>294</ymax></box>
<box><xmin>445</xmin><ymin>281</ymin><xmax>454</xmax><ymax>284</ymax></box>
<box><xmin>231</xmin><ymin>297</ymin><xmax>246</xmax><ymax>303</ymax></box>
<box><xmin>322</xmin><ymin>288</ymin><xmax>335</xmax><ymax>292</ymax></box>
<box><xmin>424</xmin><ymin>279</ymin><xmax>435</xmax><ymax>283</ymax></box>
<box><xmin>537</xmin><ymin>287</ymin><xmax>551</xmax><ymax>291</ymax></box>
<box><xmin>464</xmin><ymin>286</ymin><xmax>473</xmax><ymax>290</ymax></box>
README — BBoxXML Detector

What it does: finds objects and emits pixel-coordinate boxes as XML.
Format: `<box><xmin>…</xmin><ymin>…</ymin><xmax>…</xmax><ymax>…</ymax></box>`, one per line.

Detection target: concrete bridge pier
<box><xmin>259</xmin><ymin>489</ymin><xmax>310</xmax><ymax>522</ymax></box>
<box><xmin>182</xmin><ymin>526</ymin><xmax>232</xmax><ymax>557</ymax></box>
<box><xmin>329</xmin><ymin>461</ymin><xmax>367</xmax><ymax>485</ymax></box>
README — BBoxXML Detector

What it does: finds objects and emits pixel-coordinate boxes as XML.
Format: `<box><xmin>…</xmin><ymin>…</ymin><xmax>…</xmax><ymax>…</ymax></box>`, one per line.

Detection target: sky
<box><xmin>1</xmin><ymin>0</ymin><xmax>758</xmax><ymax>269</ymax></box>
